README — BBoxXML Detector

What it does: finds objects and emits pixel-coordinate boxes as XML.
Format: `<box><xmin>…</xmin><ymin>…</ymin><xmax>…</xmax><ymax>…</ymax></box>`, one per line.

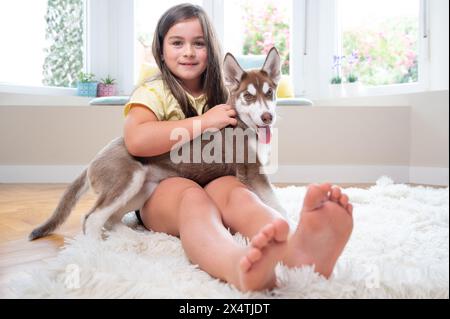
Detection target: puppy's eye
<box><xmin>243</xmin><ymin>92</ymin><xmax>255</xmax><ymax>101</ymax></box>
<box><xmin>266</xmin><ymin>88</ymin><xmax>273</xmax><ymax>97</ymax></box>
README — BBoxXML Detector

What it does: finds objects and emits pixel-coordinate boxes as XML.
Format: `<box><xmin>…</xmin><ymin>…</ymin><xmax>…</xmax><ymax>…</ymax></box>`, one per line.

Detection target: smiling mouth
<box><xmin>179</xmin><ymin>63</ymin><xmax>199</xmax><ymax>66</ymax></box>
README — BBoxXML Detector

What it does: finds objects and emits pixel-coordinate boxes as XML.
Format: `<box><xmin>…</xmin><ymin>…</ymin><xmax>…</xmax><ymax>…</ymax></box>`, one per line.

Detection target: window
<box><xmin>0</xmin><ymin>0</ymin><xmax>85</xmax><ymax>88</ymax></box>
<box><xmin>134</xmin><ymin>0</ymin><xmax>202</xmax><ymax>83</ymax></box>
<box><xmin>2</xmin><ymin>0</ymin><xmax>444</xmax><ymax>99</ymax></box>
<box><xmin>337</xmin><ymin>0</ymin><xmax>421</xmax><ymax>86</ymax></box>
<box><xmin>223</xmin><ymin>0</ymin><xmax>292</xmax><ymax>75</ymax></box>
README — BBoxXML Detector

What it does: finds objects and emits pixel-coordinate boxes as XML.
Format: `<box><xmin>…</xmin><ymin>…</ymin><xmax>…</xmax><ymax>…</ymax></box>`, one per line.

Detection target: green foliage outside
<box><xmin>342</xmin><ymin>17</ymin><xmax>419</xmax><ymax>86</ymax></box>
<box><xmin>241</xmin><ymin>2</ymin><xmax>290</xmax><ymax>74</ymax></box>
<box><xmin>40</xmin><ymin>1</ymin><xmax>416</xmax><ymax>88</ymax></box>
<box><xmin>77</xmin><ymin>72</ymin><xmax>95</xmax><ymax>83</ymax></box>
<box><xmin>241</xmin><ymin>2</ymin><xmax>418</xmax><ymax>85</ymax></box>
<box><xmin>42</xmin><ymin>0</ymin><xmax>84</xmax><ymax>88</ymax></box>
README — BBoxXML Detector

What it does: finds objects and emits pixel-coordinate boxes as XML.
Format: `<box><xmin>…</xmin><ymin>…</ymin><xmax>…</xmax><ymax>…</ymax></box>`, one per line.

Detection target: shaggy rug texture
<box><xmin>3</xmin><ymin>177</ymin><xmax>449</xmax><ymax>298</ymax></box>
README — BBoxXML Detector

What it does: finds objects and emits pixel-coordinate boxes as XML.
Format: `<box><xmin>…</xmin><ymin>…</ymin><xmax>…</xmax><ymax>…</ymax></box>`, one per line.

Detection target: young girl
<box><xmin>123</xmin><ymin>3</ymin><xmax>353</xmax><ymax>292</ymax></box>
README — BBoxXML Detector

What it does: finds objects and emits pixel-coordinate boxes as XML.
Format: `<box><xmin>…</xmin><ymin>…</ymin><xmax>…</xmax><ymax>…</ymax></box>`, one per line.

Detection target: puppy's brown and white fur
<box><xmin>29</xmin><ymin>47</ymin><xmax>286</xmax><ymax>241</ymax></box>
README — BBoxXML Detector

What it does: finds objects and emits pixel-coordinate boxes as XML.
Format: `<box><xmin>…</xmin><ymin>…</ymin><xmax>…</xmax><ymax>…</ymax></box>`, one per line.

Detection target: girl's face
<box><xmin>163</xmin><ymin>18</ymin><xmax>208</xmax><ymax>87</ymax></box>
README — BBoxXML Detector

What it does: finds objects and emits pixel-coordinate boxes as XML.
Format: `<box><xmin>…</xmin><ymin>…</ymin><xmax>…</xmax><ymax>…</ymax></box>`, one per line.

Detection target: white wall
<box><xmin>0</xmin><ymin>91</ymin><xmax>448</xmax><ymax>185</ymax></box>
<box><xmin>409</xmin><ymin>90</ymin><xmax>449</xmax><ymax>185</ymax></box>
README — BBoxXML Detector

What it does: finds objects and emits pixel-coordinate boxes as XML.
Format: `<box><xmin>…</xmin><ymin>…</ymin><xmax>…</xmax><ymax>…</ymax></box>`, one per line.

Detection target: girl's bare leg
<box><xmin>204</xmin><ymin>176</ymin><xmax>353</xmax><ymax>278</ymax></box>
<box><xmin>140</xmin><ymin>177</ymin><xmax>288</xmax><ymax>291</ymax></box>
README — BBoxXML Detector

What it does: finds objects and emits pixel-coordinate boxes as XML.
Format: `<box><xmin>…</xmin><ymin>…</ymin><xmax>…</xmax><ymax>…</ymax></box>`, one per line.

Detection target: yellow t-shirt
<box><xmin>124</xmin><ymin>79</ymin><xmax>207</xmax><ymax>121</ymax></box>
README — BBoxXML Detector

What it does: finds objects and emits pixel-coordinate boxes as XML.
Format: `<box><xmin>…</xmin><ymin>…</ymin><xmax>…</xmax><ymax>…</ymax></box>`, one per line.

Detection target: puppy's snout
<box><xmin>261</xmin><ymin>112</ymin><xmax>273</xmax><ymax>125</ymax></box>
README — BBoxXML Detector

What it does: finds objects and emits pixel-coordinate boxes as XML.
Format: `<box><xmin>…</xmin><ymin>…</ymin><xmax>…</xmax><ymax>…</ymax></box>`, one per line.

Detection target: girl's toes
<box><xmin>247</xmin><ymin>247</ymin><xmax>262</xmax><ymax>263</ymax></box>
<box><xmin>339</xmin><ymin>194</ymin><xmax>349</xmax><ymax>208</ymax></box>
<box><xmin>346</xmin><ymin>203</ymin><xmax>353</xmax><ymax>215</ymax></box>
<box><xmin>319</xmin><ymin>183</ymin><xmax>332</xmax><ymax>196</ymax></box>
<box><xmin>261</xmin><ymin>224</ymin><xmax>275</xmax><ymax>239</ymax></box>
<box><xmin>272</xmin><ymin>219</ymin><xmax>290</xmax><ymax>242</ymax></box>
<box><xmin>251</xmin><ymin>233</ymin><xmax>269</xmax><ymax>249</ymax></box>
<box><xmin>330</xmin><ymin>186</ymin><xmax>342</xmax><ymax>202</ymax></box>
<box><xmin>240</xmin><ymin>257</ymin><xmax>252</xmax><ymax>272</ymax></box>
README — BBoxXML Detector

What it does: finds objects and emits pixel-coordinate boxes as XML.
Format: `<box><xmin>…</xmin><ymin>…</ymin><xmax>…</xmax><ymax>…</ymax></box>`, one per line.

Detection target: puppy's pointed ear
<box><xmin>262</xmin><ymin>47</ymin><xmax>281</xmax><ymax>85</ymax></box>
<box><xmin>223</xmin><ymin>53</ymin><xmax>245</xmax><ymax>89</ymax></box>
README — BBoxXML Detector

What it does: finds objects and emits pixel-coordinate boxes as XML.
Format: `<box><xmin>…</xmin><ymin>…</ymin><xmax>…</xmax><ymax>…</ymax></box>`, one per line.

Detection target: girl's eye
<box><xmin>172</xmin><ymin>41</ymin><xmax>183</xmax><ymax>47</ymax></box>
<box><xmin>194</xmin><ymin>42</ymin><xmax>205</xmax><ymax>48</ymax></box>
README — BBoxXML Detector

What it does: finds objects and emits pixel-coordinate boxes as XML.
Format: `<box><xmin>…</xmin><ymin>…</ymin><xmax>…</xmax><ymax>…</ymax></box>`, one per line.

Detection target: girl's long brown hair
<box><xmin>151</xmin><ymin>3</ymin><xmax>228</xmax><ymax>118</ymax></box>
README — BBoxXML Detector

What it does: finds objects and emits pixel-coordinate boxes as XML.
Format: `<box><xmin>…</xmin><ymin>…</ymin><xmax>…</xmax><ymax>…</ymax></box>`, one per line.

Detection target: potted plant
<box><xmin>77</xmin><ymin>72</ymin><xmax>98</xmax><ymax>97</ymax></box>
<box><xmin>97</xmin><ymin>75</ymin><xmax>117</xmax><ymax>97</ymax></box>
<box><xmin>331</xmin><ymin>75</ymin><xmax>343</xmax><ymax>85</ymax></box>
<box><xmin>345</xmin><ymin>73</ymin><xmax>362</xmax><ymax>97</ymax></box>
<box><xmin>344</xmin><ymin>51</ymin><xmax>362</xmax><ymax>97</ymax></box>
<box><xmin>329</xmin><ymin>55</ymin><xmax>345</xmax><ymax>97</ymax></box>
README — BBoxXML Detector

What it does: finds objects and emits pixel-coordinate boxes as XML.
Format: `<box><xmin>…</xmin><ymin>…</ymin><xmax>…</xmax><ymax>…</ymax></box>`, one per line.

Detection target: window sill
<box><xmin>276</xmin><ymin>98</ymin><xmax>313</xmax><ymax>106</ymax></box>
<box><xmin>312</xmin><ymin>94</ymin><xmax>410</xmax><ymax>107</ymax></box>
<box><xmin>2</xmin><ymin>90</ymin><xmax>447</xmax><ymax>108</ymax></box>
<box><xmin>0</xmin><ymin>93</ymin><xmax>414</xmax><ymax>108</ymax></box>
<box><xmin>0</xmin><ymin>92</ymin><xmax>93</xmax><ymax>107</ymax></box>
<box><xmin>0</xmin><ymin>83</ymin><xmax>78</xmax><ymax>96</ymax></box>
<box><xmin>274</xmin><ymin>94</ymin><xmax>411</xmax><ymax>108</ymax></box>
<box><xmin>312</xmin><ymin>89</ymin><xmax>448</xmax><ymax>107</ymax></box>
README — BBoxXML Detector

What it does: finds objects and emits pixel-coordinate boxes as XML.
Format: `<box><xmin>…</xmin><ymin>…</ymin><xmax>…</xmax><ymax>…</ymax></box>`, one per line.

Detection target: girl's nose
<box><xmin>183</xmin><ymin>45</ymin><xmax>195</xmax><ymax>57</ymax></box>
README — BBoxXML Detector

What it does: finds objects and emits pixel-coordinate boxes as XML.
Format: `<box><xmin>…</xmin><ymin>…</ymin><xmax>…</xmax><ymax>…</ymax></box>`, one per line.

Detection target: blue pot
<box><xmin>77</xmin><ymin>82</ymin><xmax>99</xmax><ymax>97</ymax></box>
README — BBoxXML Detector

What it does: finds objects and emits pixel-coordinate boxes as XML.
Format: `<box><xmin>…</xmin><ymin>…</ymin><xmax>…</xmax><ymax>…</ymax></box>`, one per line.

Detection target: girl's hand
<box><xmin>201</xmin><ymin>104</ymin><xmax>237</xmax><ymax>131</ymax></box>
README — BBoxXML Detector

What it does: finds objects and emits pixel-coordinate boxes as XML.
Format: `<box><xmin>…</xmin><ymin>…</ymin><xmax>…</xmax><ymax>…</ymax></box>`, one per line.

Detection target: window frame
<box><xmin>300</xmin><ymin>0</ymin><xmax>431</xmax><ymax>99</ymax></box>
<box><xmin>0</xmin><ymin>0</ymin><xmax>441</xmax><ymax>99</ymax></box>
<box><xmin>0</xmin><ymin>0</ymin><xmax>89</xmax><ymax>96</ymax></box>
<box><xmin>87</xmin><ymin>0</ymin><xmax>135</xmax><ymax>96</ymax></box>
<box><xmin>202</xmin><ymin>0</ymin><xmax>432</xmax><ymax>99</ymax></box>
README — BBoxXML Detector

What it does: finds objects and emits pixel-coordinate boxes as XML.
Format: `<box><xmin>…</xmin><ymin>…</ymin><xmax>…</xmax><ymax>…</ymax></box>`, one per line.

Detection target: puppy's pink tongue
<box><xmin>258</xmin><ymin>127</ymin><xmax>272</xmax><ymax>144</ymax></box>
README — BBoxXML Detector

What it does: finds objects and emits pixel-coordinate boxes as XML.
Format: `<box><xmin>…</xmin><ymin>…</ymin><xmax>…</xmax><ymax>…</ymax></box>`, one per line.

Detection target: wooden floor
<box><xmin>0</xmin><ymin>184</ymin><xmax>102</xmax><ymax>292</ymax></box>
<box><xmin>0</xmin><ymin>181</ymin><xmax>428</xmax><ymax>294</ymax></box>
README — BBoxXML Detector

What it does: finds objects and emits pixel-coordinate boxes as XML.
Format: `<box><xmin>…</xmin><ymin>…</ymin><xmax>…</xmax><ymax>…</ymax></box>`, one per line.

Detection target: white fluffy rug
<box><xmin>4</xmin><ymin>177</ymin><xmax>449</xmax><ymax>298</ymax></box>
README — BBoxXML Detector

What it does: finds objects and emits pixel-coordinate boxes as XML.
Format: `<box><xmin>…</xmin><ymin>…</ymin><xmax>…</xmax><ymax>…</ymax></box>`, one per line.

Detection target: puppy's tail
<box><xmin>29</xmin><ymin>169</ymin><xmax>89</xmax><ymax>241</ymax></box>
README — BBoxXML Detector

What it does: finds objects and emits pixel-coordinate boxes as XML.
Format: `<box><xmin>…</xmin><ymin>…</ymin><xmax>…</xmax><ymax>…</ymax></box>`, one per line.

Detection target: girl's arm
<box><xmin>124</xmin><ymin>104</ymin><xmax>236</xmax><ymax>157</ymax></box>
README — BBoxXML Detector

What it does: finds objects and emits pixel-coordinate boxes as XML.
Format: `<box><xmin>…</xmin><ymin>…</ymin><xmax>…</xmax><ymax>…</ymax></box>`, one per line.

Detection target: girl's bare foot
<box><xmin>284</xmin><ymin>184</ymin><xmax>353</xmax><ymax>278</ymax></box>
<box><xmin>232</xmin><ymin>219</ymin><xmax>289</xmax><ymax>292</ymax></box>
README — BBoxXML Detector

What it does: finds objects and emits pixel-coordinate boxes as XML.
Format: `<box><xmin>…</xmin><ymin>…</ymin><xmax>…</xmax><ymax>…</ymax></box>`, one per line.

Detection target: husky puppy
<box><xmin>30</xmin><ymin>47</ymin><xmax>286</xmax><ymax>240</ymax></box>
